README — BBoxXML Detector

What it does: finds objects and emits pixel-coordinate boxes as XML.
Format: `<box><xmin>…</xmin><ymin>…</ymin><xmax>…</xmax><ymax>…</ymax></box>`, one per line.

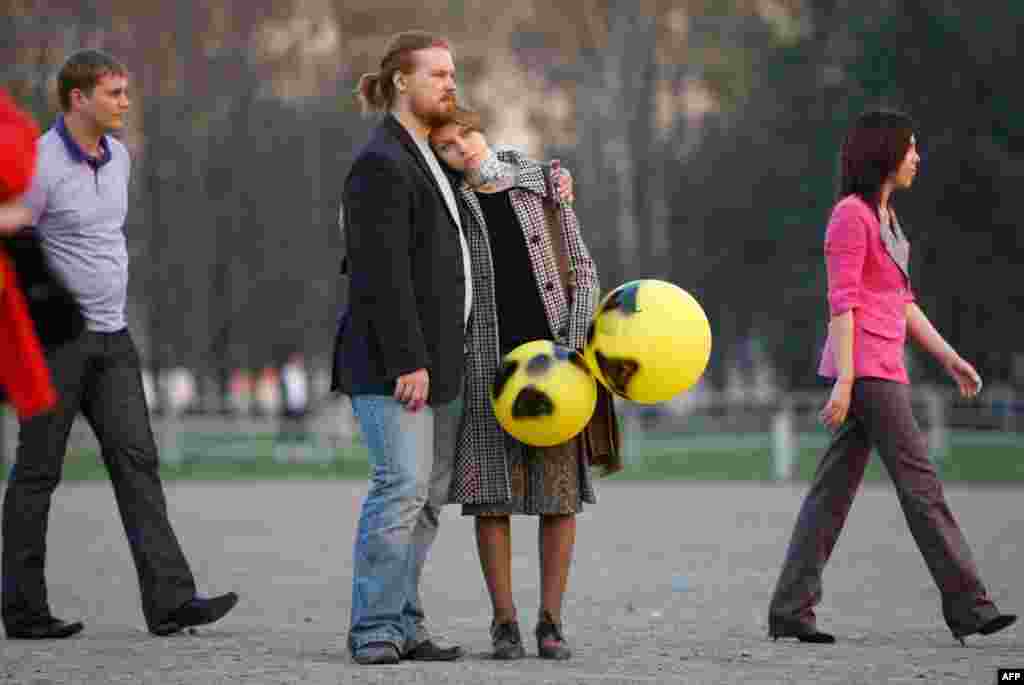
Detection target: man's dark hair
<box><xmin>57</xmin><ymin>49</ymin><xmax>128</xmax><ymax>112</ymax></box>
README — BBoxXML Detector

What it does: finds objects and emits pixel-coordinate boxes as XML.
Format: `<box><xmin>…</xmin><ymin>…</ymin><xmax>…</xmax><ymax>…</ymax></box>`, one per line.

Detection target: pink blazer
<box><xmin>818</xmin><ymin>195</ymin><xmax>915</xmax><ymax>384</ymax></box>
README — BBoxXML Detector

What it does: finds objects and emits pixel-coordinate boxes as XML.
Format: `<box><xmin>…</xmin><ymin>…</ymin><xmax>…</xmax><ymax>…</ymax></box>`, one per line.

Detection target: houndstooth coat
<box><xmin>448</xmin><ymin>148</ymin><xmax>601</xmax><ymax>506</ymax></box>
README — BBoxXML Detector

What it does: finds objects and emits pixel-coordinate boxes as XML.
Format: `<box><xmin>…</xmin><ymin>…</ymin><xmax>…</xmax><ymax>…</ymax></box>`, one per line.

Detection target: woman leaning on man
<box><xmin>430</xmin><ymin>105</ymin><xmax>621</xmax><ymax>661</ymax></box>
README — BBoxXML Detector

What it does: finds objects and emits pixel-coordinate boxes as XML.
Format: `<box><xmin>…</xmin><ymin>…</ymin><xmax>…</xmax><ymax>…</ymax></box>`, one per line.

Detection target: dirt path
<box><xmin>1</xmin><ymin>480</ymin><xmax>1020</xmax><ymax>684</ymax></box>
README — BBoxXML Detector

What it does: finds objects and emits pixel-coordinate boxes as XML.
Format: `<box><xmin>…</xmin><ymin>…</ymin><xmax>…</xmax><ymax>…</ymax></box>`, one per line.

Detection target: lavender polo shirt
<box><xmin>23</xmin><ymin>117</ymin><xmax>131</xmax><ymax>332</ymax></box>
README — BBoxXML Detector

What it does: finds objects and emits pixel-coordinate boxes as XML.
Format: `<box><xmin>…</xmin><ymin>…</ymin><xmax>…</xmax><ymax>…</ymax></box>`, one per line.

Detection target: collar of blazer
<box><xmin>845</xmin><ymin>194</ymin><xmax>910</xmax><ymax>281</ymax></box>
<box><xmin>381</xmin><ymin>113</ymin><xmax>463</xmax><ymax>232</ymax></box>
<box><xmin>879</xmin><ymin>208</ymin><xmax>910</xmax><ymax>280</ymax></box>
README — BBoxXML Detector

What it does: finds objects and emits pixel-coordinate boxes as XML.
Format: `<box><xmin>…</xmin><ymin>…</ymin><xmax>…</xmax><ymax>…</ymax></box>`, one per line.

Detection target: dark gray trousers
<box><xmin>768</xmin><ymin>378</ymin><xmax>999</xmax><ymax>635</ymax></box>
<box><xmin>2</xmin><ymin>330</ymin><xmax>195</xmax><ymax>630</ymax></box>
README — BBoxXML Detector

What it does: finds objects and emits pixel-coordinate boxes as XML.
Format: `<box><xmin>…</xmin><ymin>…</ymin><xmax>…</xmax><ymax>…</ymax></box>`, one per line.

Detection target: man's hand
<box><xmin>0</xmin><ymin>201</ymin><xmax>31</xmax><ymax>234</ymax></box>
<box><xmin>551</xmin><ymin>159</ymin><xmax>574</xmax><ymax>204</ymax></box>
<box><xmin>556</xmin><ymin>168</ymin><xmax>574</xmax><ymax>204</ymax></box>
<box><xmin>395</xmin><ymin>368</ymin><xmax>429</xmax><ymax>412</ymax></box>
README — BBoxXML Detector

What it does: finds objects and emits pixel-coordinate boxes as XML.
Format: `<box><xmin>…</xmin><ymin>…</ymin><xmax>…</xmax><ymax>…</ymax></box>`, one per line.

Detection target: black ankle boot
<box><xmin>535</xmin><ymin>610</ymin><xmax>572</xmax><ymax>660</ymax></box>
<box><xmin>490</xmin><ymin>620</ymin><xmax>526</xmax><ymax>660</ymax></box>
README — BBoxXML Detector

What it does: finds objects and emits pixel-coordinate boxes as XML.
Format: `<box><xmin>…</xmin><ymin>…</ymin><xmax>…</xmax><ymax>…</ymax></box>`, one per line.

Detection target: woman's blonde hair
<box><xmin>355</xmin><ymin>31</ymin><xmax>451</xmax><ymax>114</ymax></box>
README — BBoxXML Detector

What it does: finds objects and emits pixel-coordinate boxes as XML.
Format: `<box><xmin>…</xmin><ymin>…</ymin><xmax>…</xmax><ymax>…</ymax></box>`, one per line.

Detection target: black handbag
<box><xmin>1</xmin><ymin>230</ymin><xmax>84</xmax><ymax>348</ymax></box>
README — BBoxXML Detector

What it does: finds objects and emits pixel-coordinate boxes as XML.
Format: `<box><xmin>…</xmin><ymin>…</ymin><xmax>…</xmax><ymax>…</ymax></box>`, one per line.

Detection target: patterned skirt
<box><xmin>462</xmin><ymin>432</ymin><xmax>587</xmax><ymax>517</ymax></box>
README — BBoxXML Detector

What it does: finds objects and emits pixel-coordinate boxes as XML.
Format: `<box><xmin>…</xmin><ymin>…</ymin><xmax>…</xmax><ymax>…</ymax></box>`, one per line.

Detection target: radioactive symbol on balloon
<box><xmin>491</xmin><ymin>340</ymin><xmax>597</xmax><ymax>447</ymax></box>
<box><xmin>584</xmin><ymin>279</ymin><xmax>711</xmax><ymax>404</ymax></box>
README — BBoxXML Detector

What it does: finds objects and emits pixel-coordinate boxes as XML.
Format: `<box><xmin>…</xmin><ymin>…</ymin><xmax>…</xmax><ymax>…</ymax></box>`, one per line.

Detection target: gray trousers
<box><xmin>2</xmin><ymin>330</ymin><xmax>196</xmax><ymax>631</ymax></box>
<box><xmin>769</xmin><ymin>378</ymin><xmax>999</xmax><ymax>635</ymax></box>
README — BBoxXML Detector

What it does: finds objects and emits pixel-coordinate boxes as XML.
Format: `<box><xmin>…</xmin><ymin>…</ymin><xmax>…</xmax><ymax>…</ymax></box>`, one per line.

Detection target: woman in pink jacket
<box><xmin>767</xmin><ymin>110</ymin><xmax>1016</xmax><ymax>645</ymax></box>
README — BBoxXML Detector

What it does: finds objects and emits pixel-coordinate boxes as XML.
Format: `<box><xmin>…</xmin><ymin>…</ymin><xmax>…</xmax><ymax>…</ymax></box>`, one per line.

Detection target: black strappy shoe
<box><xmin>951</xmin><ymin>613</ymin><xmax>1017</xmax><ymax>646</ymax></box>
<box><xmin>769</xmin><ymin>616</ymin><xmax>836</xmax><ymax>644</ymax></box>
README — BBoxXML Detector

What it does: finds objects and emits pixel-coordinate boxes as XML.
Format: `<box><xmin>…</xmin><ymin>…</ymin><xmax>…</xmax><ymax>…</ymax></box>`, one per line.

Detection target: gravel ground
<box><xmin>1</xmin><ymin>480</ymin><xmax>1020</xmax><ymax>684</ymax></box>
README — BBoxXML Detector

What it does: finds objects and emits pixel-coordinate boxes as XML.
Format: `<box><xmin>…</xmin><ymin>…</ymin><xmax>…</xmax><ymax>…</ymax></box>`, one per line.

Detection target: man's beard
<box><xmin>414</xmin><ymin>97</ymin><xmax>456</xmax><ymax>128</ymax></box>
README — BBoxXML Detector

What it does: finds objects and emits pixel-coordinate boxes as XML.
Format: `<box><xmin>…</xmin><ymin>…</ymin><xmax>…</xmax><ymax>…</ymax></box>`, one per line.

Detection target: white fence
<box><xmin>615</xmin><ymin>383</ymin><xmax>1024</xmax><ymax>479</ymax></box>
<box><xmin>2</xmin><ymin>384</ymin><xmax>1022</xmax><ymax>477</ymax></box>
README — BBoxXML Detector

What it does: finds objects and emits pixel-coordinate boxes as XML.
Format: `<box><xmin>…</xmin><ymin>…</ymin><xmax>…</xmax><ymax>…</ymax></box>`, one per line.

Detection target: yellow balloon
<box><xmin>584</xmin><ymin>279</ymin><xmax>712</xmax><ymax>404</ymax></box>
<box><xmin>491</xmin><ymin>340</ymin><xmax>598</xmax><ymax>447</ymax></box>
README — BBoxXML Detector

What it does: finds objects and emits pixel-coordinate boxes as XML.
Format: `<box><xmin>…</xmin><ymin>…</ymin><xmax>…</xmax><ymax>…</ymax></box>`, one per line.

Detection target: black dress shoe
<box><xmin>769</xmin><ymin>616</ymin><xmax>836</xmax><ymax>644</ymax></box>
<box><xmin>403</xmin><ymin>638</ymin><xmax>465</xmax><ymax>661</ymax></box>
<box><xmin>952</xmin><ymin>613</ymin><xmax>1017</xmax><ymax>646</ymax></box>
<box><xmin>6</xmin><ymin>617</ymin><xmax>84</xmax><ymax>640</ymax></box>
<box><xmin>150</xmin><ymin>592</ymin><xmax>239</xmax><ymax>636</ymax></box>
<box><xmin>353</xmin><ymin>642</ymin><xmax>401</xmax><ymax>665</ymax></box>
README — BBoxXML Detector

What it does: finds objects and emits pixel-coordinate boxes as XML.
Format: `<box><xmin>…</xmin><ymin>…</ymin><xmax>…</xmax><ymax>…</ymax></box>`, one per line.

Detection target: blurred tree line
<box><xmin>659</xmin><ymin>1</ymin><xmax>1024</xmax><ymax>389</ymax></box>
<box><xmin>2</xmin><ymin>0</ymin><xmax>1021</xmax><ymax>402</ymax></box>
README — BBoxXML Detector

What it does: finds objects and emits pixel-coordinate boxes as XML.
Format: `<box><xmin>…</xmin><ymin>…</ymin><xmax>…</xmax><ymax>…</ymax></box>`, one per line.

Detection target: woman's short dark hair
<box><xmin>448</xmin><ymin>105</ymin><xmax>485</xmax><ymax>134</ymax></box>
<box><xmin>838</xmin><ymin>109</ymin><xmax>915</xmax><ymax>208</ymax></box>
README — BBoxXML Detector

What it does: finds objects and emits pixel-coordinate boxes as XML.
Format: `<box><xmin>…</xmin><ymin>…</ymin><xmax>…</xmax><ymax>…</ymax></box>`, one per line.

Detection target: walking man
<box><xmin>2</xmin><ymin>49</ymin><xmax>238</xmax><ymax>639</ymax></box>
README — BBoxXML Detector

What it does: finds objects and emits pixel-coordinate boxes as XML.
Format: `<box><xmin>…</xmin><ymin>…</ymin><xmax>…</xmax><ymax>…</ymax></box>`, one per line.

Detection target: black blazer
<box><xmin>331</xmin><ymin>114</ymin><xmax>468</xmax><ymax>405</ymax></box>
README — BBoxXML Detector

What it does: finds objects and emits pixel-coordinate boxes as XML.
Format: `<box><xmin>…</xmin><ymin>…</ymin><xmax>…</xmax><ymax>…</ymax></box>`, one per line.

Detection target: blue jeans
<box><xmin>347</xmin><ymin>393</ymin><xmax>461</xmax><ymax>654</ymax></box>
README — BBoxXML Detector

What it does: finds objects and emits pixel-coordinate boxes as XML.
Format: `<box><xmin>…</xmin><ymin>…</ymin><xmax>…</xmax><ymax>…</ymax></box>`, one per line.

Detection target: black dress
<box><xmin>476</xmin><ymin>189</ymin><xmax>551</xmax><ymax>355</ymax></box>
